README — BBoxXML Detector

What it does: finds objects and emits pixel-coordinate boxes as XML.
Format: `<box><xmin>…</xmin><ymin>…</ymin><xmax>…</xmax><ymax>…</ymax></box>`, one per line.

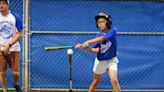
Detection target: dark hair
<box><xmin>0</xmin><ymin>0</ymin><xmax>9</xmax><ymax>5</ymax></box>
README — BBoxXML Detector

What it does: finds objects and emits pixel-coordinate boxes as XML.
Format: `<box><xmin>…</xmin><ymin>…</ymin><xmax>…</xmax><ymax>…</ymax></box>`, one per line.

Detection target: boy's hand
<box><xmin>81</xmin><ymin>42</ymin><xmax>89</xmax><ymax>48</ymax></box>
<box><xmin>75</xmin><ymin>43</ymin><xmax>82</xmax><ymax>49</ymax></box>
<box><xmin>0</xmin><ymin>44</ymin><xmax>10</xmax><ymax>54</ymax></box>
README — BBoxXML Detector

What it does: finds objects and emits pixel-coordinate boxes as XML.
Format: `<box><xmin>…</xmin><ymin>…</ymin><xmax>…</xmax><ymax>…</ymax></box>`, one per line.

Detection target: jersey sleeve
<box><xmin>12</xmin><ymin>12</ymin><xmax>23</xmax><ymax>32</ymax></box>
<box><xmin>103</xmin><ymin>27</ymin><xmax>117</xmax><ymax>42</ymax></box>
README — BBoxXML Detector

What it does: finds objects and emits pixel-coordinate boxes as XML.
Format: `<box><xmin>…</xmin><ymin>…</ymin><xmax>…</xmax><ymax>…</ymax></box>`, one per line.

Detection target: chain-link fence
<box><xmin>28</xmin><ymin>1</ymin><xmax>164</xmax><ymax>91</ymax></box>
<box><xmin>1</xmin><ymin>0</ymin><xmax>164</xmax><ymax>92</ymax></box>
<box><xmin>29</xmin><ymin>31</ymin><xmax>164</xmax><ymax>91</ymax></box>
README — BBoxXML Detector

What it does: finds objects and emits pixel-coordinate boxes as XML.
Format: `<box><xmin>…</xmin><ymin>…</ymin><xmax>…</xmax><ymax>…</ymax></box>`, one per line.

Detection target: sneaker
<box><xmin>13</xmin><ymin>83</ymin><xmax>22</xmax><ymax>92</ymax></box>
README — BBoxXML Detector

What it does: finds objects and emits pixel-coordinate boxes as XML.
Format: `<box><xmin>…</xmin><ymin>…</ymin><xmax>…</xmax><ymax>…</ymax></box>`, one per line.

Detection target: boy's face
<box><xmin>0</xmin><ymin>0</ymin><xmax>8</xmax><ymax>12</ymax></box>
<box><xmin>97</xmin><ymin>18</ymin><xmax>108</xmax><ymax>31</ymax></box>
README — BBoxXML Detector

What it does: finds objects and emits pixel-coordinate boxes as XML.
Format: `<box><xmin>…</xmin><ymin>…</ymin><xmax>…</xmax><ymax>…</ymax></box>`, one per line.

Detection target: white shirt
<box><xmin>0</xmin><ymin>11</ymin><xmax>23</xmax><ymax>51</ymax></box>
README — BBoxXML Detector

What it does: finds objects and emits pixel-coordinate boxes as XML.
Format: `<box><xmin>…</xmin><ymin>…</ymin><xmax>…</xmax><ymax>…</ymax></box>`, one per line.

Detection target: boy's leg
<box><xmin>88</xmin><ymin>73</ymin><xmax>102</xmax><ymax>92</ymax></box>
<box><xmin>89</xmin><ymin>58</ymin><xmax>106</xmax><ymax>92</ymax></box>
<box><xmin>107</xmin><ymin>63</ymin><xmax>120</xmax><ymax>92</ymax></box>
<box><xmin>9</xmin><ymin>52</ymin><xmax>21</xmax><ymax>92</ymax></box>
<box><xmin>0</xmin><ymin>52</ymin><xmax>8</xmax><ymax>92</ymax></box>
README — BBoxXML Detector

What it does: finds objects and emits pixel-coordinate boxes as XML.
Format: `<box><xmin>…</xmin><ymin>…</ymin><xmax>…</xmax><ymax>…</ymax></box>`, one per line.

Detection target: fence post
<box><xmin>23</xmin><ymin>0</ymin><xmax>30</xmax><ymax>92</ymax></box>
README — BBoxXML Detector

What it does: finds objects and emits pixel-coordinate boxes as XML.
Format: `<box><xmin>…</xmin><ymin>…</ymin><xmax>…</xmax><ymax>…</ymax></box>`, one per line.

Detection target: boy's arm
<box><xmin>84</xmin><ymin>47</ymin><xmax>100</xmax><ymax>53</ymax></box>
<box><xmin>8</xmin><ymin>31</ymin><xmax>22</xmax><ymax>46</ymax></box>
<box><xmin>74</xmin><ymin>43</ymin><xmax>100</xmax><ymax>53</ymax></box>
<box><xmin>82</xmin><ymin>36</ymin><xmax>104</xmax><ymax>48</ymax></box>
<box><xmin>5</xmin><ymin>31</ymin><xmax>23</xmax><ymax>51</ymax></box>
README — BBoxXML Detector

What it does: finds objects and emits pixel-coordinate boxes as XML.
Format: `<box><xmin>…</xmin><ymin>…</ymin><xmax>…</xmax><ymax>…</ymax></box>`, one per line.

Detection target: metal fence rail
<box><xmin>31</xmin><ymin>31</ymin><xmax>164</xmax><ymax>35</ymax></box>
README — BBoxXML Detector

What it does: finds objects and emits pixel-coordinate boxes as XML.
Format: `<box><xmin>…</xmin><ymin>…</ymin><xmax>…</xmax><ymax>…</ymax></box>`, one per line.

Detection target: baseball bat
<box><xmin>45</xmin><ymin>46</ymin><xmax>74</xmax><ymax>51</ymax></box>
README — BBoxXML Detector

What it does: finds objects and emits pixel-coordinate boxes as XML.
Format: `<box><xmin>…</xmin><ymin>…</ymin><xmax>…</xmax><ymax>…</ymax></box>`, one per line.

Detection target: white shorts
<box><xmin>93</xmin><ymin>57</ymin><xmax>119</xmax><ymax>74</ymax></box>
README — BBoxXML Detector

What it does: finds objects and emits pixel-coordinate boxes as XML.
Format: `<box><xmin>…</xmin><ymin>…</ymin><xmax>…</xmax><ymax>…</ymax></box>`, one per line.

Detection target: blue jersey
<box><xmin>94</xmin><ymin>27</ymin><xmax>117</xmax><ymax>60</ymax></box>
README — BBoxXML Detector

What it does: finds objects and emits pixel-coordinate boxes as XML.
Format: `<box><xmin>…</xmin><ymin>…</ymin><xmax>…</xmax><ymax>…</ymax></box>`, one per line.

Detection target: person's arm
<box><xmin>75</xmin><ymin>43</ymin><xmax>100</xmax><ymax>53</ymax></box>
<box><xmin>8</xmin><ymin>31</ymin><xmax>22</xmax><ymax>46</ymax></box>
<box><xmin>5</xmin><ymin>31</ymin><xmax>22</xmax><ymax>51</ymax></box>
<box><xmin>84</xmin><ymin>47</ymin><xmax>100</xmax><ymax>53</ymax></box>
<box><xmin>81</xmin><ymin>36</ymin><xmax>105</xmax><ymax>48</ymax></box>
<box><xmin>82</xmin><ymin>28</ymin><xmax>116</xmax><ymax>48</ymax></box>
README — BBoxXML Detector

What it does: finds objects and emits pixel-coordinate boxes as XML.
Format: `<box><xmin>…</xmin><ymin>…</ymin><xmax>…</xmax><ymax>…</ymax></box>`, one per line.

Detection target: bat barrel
<box><xmin>45</xmin><ymin>46</ymin><xmax>74</xmax><ymax>51</ymax></box>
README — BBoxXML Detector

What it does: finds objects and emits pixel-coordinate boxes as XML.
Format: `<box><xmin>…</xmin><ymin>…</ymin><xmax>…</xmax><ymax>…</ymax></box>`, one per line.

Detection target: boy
<box><xmin>0</xmin><ymin>0</ymin><xmax>23</xmax><ymax>92</ymax></box>
<box><xmin>75</xmin><ymin>12</ymin><xmax>121</xmax><ymax>92</ymax></box>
